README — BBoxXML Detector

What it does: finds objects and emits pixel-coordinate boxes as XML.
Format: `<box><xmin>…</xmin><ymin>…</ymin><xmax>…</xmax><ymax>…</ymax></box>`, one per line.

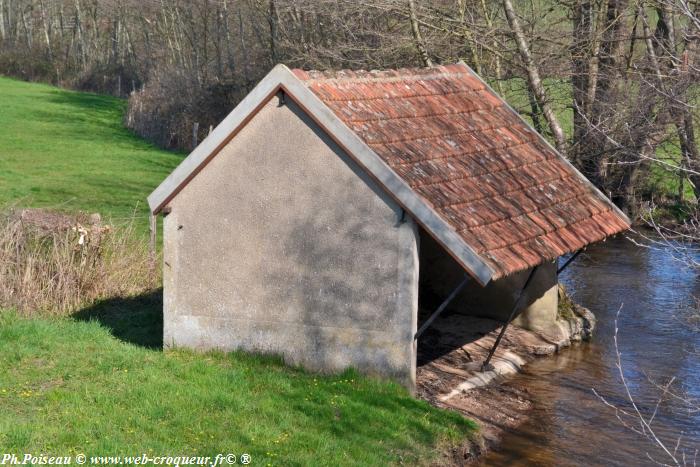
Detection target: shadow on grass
<box><xmin>47</xmin><ymin>88</ymin><xmax>125</xmax><ymax>116</ymax></box>
<box><xmin>73</xmin><ymin>289</ymin><xmax>163</xmax><ymax>349</ymax></box>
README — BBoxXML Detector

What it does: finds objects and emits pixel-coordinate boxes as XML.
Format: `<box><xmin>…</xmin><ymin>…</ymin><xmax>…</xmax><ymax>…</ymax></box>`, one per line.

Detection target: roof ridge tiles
<box><xmin>299</xmin><ymin>68</ymin><xmax>470</xmax><ymax>84</ymax></box>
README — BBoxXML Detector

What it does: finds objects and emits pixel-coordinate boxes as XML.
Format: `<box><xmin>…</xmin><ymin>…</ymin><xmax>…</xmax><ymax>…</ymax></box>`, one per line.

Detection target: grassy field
<box><xmin>0</xmin><ymin>76</ymin><xmax>476</xmax><ymax>464</ymax></box>
<box><xmin>0</xmin><ymin>76</ymin><xmax>182</xmax><ymax>228</ymax></box>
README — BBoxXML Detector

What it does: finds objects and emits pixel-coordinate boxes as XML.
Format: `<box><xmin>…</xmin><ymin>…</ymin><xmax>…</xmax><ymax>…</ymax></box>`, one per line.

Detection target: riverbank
<box><xmin>417</xmin><ymin>287</ymin><xmax>596</xmax><ymax>464</ymax></box>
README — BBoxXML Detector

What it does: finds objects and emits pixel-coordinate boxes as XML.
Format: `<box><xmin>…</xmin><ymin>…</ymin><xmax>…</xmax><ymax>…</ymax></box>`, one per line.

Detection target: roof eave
<box><xmin>455</xmin><ymin>60</ymin><xmax>632</xmax><ymax>229</ymax></box>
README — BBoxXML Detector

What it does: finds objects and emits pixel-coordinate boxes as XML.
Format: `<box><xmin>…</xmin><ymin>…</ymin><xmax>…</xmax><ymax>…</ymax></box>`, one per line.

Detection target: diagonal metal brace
<box><xmin>557</xmin><ymin>249</ymin><xmax>583</xmax><ymax>275</ymax></box>
<box><xmin>481</xmin><ymin>265</ymin><xmax>540</xmax><ymax>372</ymax></box>
<box><xmin>414</xmin><ymin>274</ymin><xmax>470</xmax><ymax>340</ymax></box>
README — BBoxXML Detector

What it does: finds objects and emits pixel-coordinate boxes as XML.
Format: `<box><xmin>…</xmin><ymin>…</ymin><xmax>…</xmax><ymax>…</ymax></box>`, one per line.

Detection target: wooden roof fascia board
<box><xmin>455</xmin><ymin>61</ymin><xmax>632</xmax><ymax>227</ymax></box>
<box><xmin>147</xmin><ymin>64</ymin><xmax>496</xmax><ymax>285</ymax></box>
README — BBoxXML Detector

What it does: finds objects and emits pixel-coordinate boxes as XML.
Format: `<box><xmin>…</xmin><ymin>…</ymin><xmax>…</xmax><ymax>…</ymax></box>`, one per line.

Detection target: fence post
<box><xmin>149</xmin><ymin>213</ymin><xmax>157</xmax><ymax>273</ymax></box>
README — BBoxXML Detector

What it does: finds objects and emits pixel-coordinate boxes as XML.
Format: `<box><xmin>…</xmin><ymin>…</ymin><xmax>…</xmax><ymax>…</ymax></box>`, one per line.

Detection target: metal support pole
<box><xmin>481</xmin><ymin>265</ymin><xmax>540</xmax><ymax>372</ymax></box>
<box><xmin>557</xmin><ymin>249</ymin><xmax>583</xmax><ymax>275</ymax></box>
<box><xmin>557</xmin><ymin>248</ymin><xmax>583</xmax><ymax>276</ymax></box>
<box><xmin>414</xmin><ymin>275</ymin><xmax>470</xmax><ymax>340</ymax></box>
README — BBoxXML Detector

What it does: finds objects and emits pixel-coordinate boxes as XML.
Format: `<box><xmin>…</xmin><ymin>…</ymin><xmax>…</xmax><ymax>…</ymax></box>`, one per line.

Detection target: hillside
<box><xmin>0</xmin><ymin>76</ymin><xmax>181</xmax><ymax>227</ymax></box>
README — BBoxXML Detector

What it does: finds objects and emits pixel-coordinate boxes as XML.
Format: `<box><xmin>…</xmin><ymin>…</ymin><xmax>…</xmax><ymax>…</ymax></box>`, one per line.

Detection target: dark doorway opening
<box><xmin>416</xmin><ymin>227</ymin><xmax>501</xmax><ymax>368</ymax></box>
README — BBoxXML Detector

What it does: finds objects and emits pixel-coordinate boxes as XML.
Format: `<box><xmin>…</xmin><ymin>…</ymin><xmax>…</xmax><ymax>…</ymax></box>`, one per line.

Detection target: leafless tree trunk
<box><xmin>268</xmin><ymin>0</ymin><xmax>277</xmax><ymax>64</ymax></box>
<box><xmin>238</xmin><ymin>5</ymin><xmax>251</xmax><ymax>86</ymax></box>
<box><xmin>73</xmin><ymin>0</ymin><xmax>86</xmax><ymax>69</ymax></box>
<box><xmin>0</xmin><ymin>0</ymin><xmax>6</xmax><ymax>41</ymax></box>
<box><xmin>408</xmin><ymin>0</ymin><xmax>432</xmax><ymax>67</ymax></box>
<box><xmin>20</xmin><ymin>2</ymin><xmax>31</xmax><ymax>49</ymax></box>
<box><xmin>479</xmin><ymin>0</ymin><xmax>502</xmax><ymax>94</ymax></box>
<box><xmin>37</xmin><ymin>0</ymin><xmax>52</xmax><ymax>62</ymax></box>
<box><xmin>502</xmin><ymin>0</ymin><xmax>568</xmax><ymax>155</ymax></box>
<box><xmin>221</xmin><ymin>0</ymin><xmax>235</xmax><ymax>73</ymax></box>
<box><xmin>571</xmin><ymin>0</ymin><xmax>593</xmax><ymax>166</ymax></box>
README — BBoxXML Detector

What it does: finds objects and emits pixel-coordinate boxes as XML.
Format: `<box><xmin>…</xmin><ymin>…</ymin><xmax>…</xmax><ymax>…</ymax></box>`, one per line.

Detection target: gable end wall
<box><xmin>162</xmin><ymin>95</ymin><xmax>419</xmax><ymax>388</ymax></box>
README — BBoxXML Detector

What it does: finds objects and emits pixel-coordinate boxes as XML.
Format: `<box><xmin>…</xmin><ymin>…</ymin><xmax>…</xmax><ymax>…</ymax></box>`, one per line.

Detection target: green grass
<box><xmin>495</xmin><ymin>77</ymin><xmax>574</xmax><ymax>142</ymax></box>
<box><xmin>0</xmin><ymin>75</ymin><xmax>182</xmax><ymax>228</ymax></box>
<box><xmin>0</xmin><ymin>308</ymin><xmax>475</xmax><ymax>465</ymax></box>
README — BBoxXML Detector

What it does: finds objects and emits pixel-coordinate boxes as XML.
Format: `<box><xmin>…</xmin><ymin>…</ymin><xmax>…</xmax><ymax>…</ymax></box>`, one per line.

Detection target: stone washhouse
<box><xmin>148</xmin><ymin>63</ymin><xmax>630</xmax><ymax>390</ymax></box>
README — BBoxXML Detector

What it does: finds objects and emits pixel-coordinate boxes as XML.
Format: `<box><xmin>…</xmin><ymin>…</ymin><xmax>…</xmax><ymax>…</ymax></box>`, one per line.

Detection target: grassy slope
<box><xmin>0</xmin><ymin>312</ymin><xmax>474</xmax><ymax>465</ymax></box>
<box><xmin>0</xmin><ymin>77</ymin><xmax>476</xmax><ymax>463</ymax></box>
<box><xmin>0</xmin><ymin>76</ymin><xmax>182</xmax><ymax>227</ymax></box>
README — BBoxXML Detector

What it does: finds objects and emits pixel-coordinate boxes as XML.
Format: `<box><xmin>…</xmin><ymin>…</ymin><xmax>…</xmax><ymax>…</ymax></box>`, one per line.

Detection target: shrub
<box><xmin>125</xmin><ymin>67</ymin><xmax>251</xmax><ymax>150</ymax></box>
<box><xmin>75</xmin><ymin>62</ymin><xmax>142</xmax><ymax>98</ymax></box>
<box><xmin>0</xmin><ymin>48</ymin><xmax>55</xmax><ymax>83</ymax></box>
<box><xmin>0</xmin><ymin>207</ymin><xmax>158</xmax><ymax>315</ymax></box>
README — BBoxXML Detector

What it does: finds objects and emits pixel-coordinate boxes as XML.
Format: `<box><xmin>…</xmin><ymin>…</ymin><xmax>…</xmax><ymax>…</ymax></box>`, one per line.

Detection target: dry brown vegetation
<box><xmin>0</xmin><ymin>207</ymin><xmax>158</xmax><ymax>315</ymax></box>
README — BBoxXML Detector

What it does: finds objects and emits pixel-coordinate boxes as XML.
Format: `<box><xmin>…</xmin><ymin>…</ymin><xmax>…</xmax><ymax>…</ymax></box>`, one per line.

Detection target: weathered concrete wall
<box><xmin>510</xmin><ymin>264</ymin><xmax>559</xmax><ymax>334</ymax></box>
<box><xmin>162</xmin><ymin>94</ymin><xmax>419</xmax><ymax>388</ymax></box>
<box><xmin>418</xmin><ymin>229</ymin><xmax>558</xmax><ymax>333</ymax></box>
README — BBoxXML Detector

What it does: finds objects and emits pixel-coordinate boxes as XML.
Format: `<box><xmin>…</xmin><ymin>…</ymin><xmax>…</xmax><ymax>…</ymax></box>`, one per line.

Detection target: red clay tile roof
<box><xmin>293</xmin><ymin>63</ymin><xmax>630</xmax><ymax>279</ymax></box>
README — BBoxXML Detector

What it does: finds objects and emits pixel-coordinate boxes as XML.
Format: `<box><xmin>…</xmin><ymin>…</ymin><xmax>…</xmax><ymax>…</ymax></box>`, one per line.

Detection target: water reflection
<box><xmin>476</xmin><ymin>235</ymin><xmax>700</xmax><ymax>466</ymax></box>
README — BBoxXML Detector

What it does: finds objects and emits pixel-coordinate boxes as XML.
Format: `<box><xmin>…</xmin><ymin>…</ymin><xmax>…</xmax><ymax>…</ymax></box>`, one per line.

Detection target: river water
<box><xmin>476</xmin><ymin>235</ymin><xmax>700</xmax><ymax>466</ymax></box>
